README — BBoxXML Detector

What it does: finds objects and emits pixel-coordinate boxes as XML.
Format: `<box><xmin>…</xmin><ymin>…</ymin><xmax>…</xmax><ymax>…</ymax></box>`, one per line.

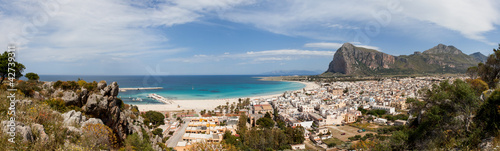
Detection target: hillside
<box><xmin>325</xmin><ymin>43</ymin><xmax>480</xmax><ymax>75</ymax></box>
<box><xmin>0</xmin><ymin>80</ymin><xmax>166</xmax><ymax>150</ymax></box>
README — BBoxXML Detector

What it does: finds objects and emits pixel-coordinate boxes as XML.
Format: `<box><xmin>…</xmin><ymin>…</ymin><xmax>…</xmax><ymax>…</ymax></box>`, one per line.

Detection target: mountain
<box><xmin>261</xmin><ymin>70</ymin><xmax>323</xmax><ymax>75</ymax></box>
<box><xmin>325</xmin><ymin>43</ymin><xmax>479</xmax><ymax>75</ymax></box>
<box><xmin>469</xmin><ymin>52</ymin><xmax>488</xmax><ymax>63</ymax></box>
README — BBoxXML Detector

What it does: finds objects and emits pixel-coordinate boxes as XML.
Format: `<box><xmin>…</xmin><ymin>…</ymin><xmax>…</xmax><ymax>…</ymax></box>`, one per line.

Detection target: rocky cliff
<box><xmin>326</xmin><ymin>43</ymin><xmax>480</xmax><ymax>75</ymax></box>
<box><xmin>327</xmin><ymin>43</ymin><xmax>397</xmax><ymax>74</ymax></box>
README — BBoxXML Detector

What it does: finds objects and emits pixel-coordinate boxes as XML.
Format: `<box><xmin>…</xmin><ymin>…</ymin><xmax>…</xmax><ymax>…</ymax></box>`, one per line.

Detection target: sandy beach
<box><xmin>135</xmin><ymin>81</ymin><xmax>319</xmax><ymax>112</ymax></box>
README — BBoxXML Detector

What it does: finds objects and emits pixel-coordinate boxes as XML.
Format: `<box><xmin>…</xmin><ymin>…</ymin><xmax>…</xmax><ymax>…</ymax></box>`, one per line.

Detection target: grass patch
<box><xmin>323</xmin><ymin>137</ymin><xmax>344</xmax><ymax>148</ymax></box>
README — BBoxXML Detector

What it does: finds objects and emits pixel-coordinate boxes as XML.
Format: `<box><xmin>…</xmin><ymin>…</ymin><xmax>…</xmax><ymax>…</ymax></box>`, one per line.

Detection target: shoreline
<box><xmin>135</xmin><ymin>80</ymin><xmax>319</xmax><ymax>112</ymax></box>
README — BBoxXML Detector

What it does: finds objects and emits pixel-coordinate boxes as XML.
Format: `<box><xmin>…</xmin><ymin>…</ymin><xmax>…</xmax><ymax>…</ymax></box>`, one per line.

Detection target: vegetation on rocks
<box><xmin>0</xmin><ymin>78</ymin><xmax>165</xmax><ymax>150</ymax></box>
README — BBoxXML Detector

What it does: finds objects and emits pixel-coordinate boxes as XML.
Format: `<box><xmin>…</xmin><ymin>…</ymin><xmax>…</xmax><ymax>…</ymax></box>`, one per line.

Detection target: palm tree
<box><xmin>230</xmin><ymin>104</ymin><xmax>235</xmax><ymax>113</ymax></box>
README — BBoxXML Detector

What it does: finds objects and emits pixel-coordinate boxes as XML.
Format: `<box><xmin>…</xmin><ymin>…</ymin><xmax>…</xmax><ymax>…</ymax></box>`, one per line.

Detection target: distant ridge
<box><xmin>325</xmin><ymin>43</ymin><xmax>480</xmax><ymax>75</ymax></box>
<box><xmin>469</xmin><ymin>52</ymin><xmax>488</xmax><ymax>63</ymax></box>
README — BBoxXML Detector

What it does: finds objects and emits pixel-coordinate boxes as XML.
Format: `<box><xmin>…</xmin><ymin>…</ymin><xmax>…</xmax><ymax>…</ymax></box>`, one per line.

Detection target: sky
<box><xmin>1</xmin><ymin>0</ymin><xmax>500</xmax><ymax>75</ymax></box>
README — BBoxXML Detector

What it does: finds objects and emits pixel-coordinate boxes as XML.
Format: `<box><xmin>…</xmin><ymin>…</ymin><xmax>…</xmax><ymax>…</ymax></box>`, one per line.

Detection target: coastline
<box><xmin>135</xmin><ymin>79</ymin><xmax>319</xmax><ymax>112</ymax></box>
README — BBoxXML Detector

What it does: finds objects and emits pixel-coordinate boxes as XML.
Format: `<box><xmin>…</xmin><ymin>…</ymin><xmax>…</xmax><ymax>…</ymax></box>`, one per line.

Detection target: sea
<box><xmin>37</xmin><ymin>75</ymin><xmax>305</xmax><ymax>105</ymax></box>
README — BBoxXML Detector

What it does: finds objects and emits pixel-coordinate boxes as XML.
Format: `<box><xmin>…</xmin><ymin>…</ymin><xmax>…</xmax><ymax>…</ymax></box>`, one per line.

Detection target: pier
<box><xmin>119</xmin><ymin>87</ymin><xmax>163</xmax><ymax>92</ymax></box>
<box><xmin>147</xmin><ymin>93</ymin><xmax>174</xmax><ymax>104</ymax></box>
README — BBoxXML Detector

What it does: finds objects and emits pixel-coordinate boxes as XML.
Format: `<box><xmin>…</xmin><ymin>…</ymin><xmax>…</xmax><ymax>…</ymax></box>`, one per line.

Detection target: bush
<box><xmin>44</xmin><ymin>98</ymin><xmax>81</xmax><ymax>113</ymax></box>
<box><xmin>152</xmin><ymin>128</ymin><xmax>163</xmax><ymax>137</ymax></box>
<box><xmin>25</xmin><ymin>72</ymin><xmax>40</xmax><ymax>81</ymax></box>
<box><xmin>367</xmin><ymin>109</ymin><xmax>387</xmax><ymax>116</ymax></box>
<box><xmin>15</xmin><ymin>80</ymin><xmax>41</xmax><ymax>97</ymax></box>
<box><xmin>468</xmin><ymin>78</ymin><xmax>489</xmax><ymax>95</ymax></box>
<box><xmin>122</xmin><ymin>133</ymin><xmax>154</xmax><ymax>151</ymax></box>
<box><xmin>81</xmin><ymin>123</ymin><xmax>118</xmax><ymax>149</ymax></box>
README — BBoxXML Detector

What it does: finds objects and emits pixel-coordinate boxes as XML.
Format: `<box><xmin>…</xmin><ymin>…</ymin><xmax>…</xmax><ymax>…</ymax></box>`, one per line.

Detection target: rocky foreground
<box><xmin>1</xmin><ymin>81</ymin><xmax>165</xmax><ymax>150</ymax></box>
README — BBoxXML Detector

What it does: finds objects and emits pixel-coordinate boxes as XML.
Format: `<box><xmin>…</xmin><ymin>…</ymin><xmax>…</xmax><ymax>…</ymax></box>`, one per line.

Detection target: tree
<box><xmin>406</xmin><ymin>79</ymin><xmax>480</xmax><ymax>149</ymax></box>
<box><xmin>230</xmin><ymin>104</ymin><xmax>235</xmax><ymax>114</ymax></box>
<box><xmin>25</xmin><ymin>72</ymin><xmax>39</xmax><ymax>81</ymax></box>
<box><xmin>256</xmin><ymin>117</ymin><xmax>274</xmax><ymax>129</ymax></box>
<box><xmin>123</xmin><ymin>133</ymin><xmax>154</xmax><ymax>151</ymax></box>
<box><xmin>152</xmin><ymin>128</ymin><xmax>163</xmax><ymax>137</ymax></box>
<box><xmin>144</xmin><ymin>111</ymin><xmax>165</xmax><ymax>126</ymax></box>
<box><xmin>477</xmin><ymin>44</ymin><xmax>500</xmax><ymax>88</ymax></box>
<box><xmin>474</xmin><ymin>90</ymin><xmax>500</xmax><ymax>137</ymax></box>
<box><xmin>0</xmin><ymin>51</ymin><xmax>25</xmax><ymax>84</ymax></box>
<box><xmin>466</xmin><ymin>66</ymin><xmax>478</xmax><ymax>79</ymax></box>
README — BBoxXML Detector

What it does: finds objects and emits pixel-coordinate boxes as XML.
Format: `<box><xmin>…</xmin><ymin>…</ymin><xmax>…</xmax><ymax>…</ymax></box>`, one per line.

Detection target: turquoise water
<box><xmin>38</xmin><ymin>75</ymin><xmax>304</xmax><ymax>104</ymax></box>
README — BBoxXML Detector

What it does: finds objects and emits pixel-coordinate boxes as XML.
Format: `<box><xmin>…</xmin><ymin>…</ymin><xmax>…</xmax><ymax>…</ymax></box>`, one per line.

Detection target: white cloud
<box><xmin>217</xmin><ymin>0</ymin><xmax>500</xmax><ymax>44</ymax></box>
<box><xmin>164</xmin><ymin>49</ymin><xmax>334</xmax><ymax>63</ymax></box>
<box><xmin>1</xmin><ymin>0</ymin><xmax>252</xmax><ymax>63</ymax></box>
<box><xmin>399</xmin><ymin>0</ymin><xmax>500</xmax><ymax>43</ymax></box>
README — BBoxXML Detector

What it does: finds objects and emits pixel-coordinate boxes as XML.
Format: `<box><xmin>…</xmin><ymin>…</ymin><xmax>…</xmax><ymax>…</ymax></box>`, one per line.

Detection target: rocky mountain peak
<box><xmin>340</xmin><ymin>42</ymin><xmax>355</xmax><ymax>49</ymax></box>
<box><xmin>327</xmin><ymin>43</ymin><xmax>395</xmax><ymax>74</ymax></box>
<box><xmin>470</xmin><ymin>52</ymin><xmax>488</xmax><ymax>63</ymax></box>
<box><xmin>325</xmin><ymin>43</ymin><xmax>480</xmax><ymax>75</ymax></box>
<box><xmin>424</xmin><ymin>44</ymin><xmax>463</xmax><ymax>55</ymax></box>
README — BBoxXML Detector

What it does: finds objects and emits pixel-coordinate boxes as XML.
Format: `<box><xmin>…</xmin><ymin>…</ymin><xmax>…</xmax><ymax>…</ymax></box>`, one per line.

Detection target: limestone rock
<box><xmin>42</xmin><ymin>82</ymin><xmax>54</xmax><ymax>89</ymax></box>
<box><xmin>110</xmin><ymin>82</ymin><xmax>119</xmax><ymax>97</ymax></box>
<box><xmin>51</xmin><ymin>89</ymin><xmax>64</xmax><ymax>98</ymax></box>
<box><xmin>32</xmin><ymin>124</ymin><xmax>49</xmax><ymax>143</ymax></box>
<box><xmin>327</xmin><ymin>43</ymin><xmax>395</xmax><ymax>75</ymax></box>
<box><xmin>83</xmin><ymin>94</ymin><xmax>102</xmax><ymax>113</ymax></box>
<box><xmin>62</xmin><ymin>91</ymin><xmax>80</xmax><ymax>106</ymax></box>
<box><xmin>81</xmin><ymin>118</ymin><xmax>103</xmax><ymax>128</ymax></box>
<box><xmin>1</xmin><ymin>121</ymin><xmax>34</xmax><ymax>142</ymax></box>
<box><xmin>67</xmin><ymin>126</ymin><xmax>82</xmax><ymax>135</ymax></box>
<box><xmin>62</xmin><ymin>110</ymin><xmax>86</xmax><ymax>126</ymax></box>
<box><xmin>97</xmin><ymin>81</ymin><xmax>107</xmax><ymax>90</ymax></box>
<box><xmin>33</xmin><ymin>91</ymin><xmax>42</xmax><ymax>100</ymax></box>
<box><xmin>80</xmin><ymin>87</ymin><xmax>89</xmax><ymax>105</ymax></box>
<box><xmin>18</xmin><ymin>125</ymin><xmax>34</xmax><ymax>142</ymax></box>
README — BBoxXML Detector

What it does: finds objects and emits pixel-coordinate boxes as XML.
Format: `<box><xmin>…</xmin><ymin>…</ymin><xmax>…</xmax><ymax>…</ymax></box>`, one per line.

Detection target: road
<box><xmin>166</xmin><ymin>119</ymin><xmax>190</xmax><ymax>148</ymax></box>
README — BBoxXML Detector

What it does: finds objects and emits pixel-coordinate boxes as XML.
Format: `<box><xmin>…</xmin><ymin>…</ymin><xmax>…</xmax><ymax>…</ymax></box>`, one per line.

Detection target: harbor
<box><xmin>147</xmin><ymin>93</ymin><xmax>174</xmax><ymax>104</ymax></box>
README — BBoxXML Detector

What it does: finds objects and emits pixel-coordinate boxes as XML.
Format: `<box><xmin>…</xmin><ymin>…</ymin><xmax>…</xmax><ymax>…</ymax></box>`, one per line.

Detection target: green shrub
<box><xmin>44</xmin><ymin>98</ymin><xmax>81</xmax><ymax>113</ymax></box>
<box><xmin>152</xmin><ymin>128</ymin><xmax>163</xmax><ymax>137</ymax></box>
<box><xmin>142</xmin><ymin>111</ymin><xmax>165</xmax><ymax>127</ymax></box>
<box><xmin>122</xmin><ymin>133</ymin><xmax>154</xmax><ymax>151</ymax></box>
<box><xmin>15</xmin><ymin>80</ymin><xmax>41</xmax><ymax>97</ymax></box>
<box><xmin>25</xmin><ymin>72</ymin><xmax>40</xmax><ymax>81</ymax></box>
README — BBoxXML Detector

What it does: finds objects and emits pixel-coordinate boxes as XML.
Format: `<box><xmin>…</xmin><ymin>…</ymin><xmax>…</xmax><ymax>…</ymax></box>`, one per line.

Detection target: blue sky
<box><xmin>1</xmin><ymin>0</ymin><xmax>500</xmax><ymax>75</ymax></box>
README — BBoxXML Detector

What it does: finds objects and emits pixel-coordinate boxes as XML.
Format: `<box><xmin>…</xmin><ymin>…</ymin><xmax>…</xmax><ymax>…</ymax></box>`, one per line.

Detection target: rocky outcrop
<box><xmin>326</xmin><ymin>43</ymin><xmax>480</xmax><ymax>75</ymax></box>
<box><xmin>43</xmin><ymin>81</ymin><xmax>161</xmax><ymax>150</ymax></box>
<box><xmin>77</xmin><ymin>81</ymin><xmax>131</xmax><ymax>142</ymax></box>
<box><xmin>32</xmin><ymin>124</ymin><xmax>49</xmax><ymax>143</ymax></box>
<box><xmin>61</xmin><ymin>91</ymin><xmax>80</xmax><ymax>106</ymax></box>
<box><xmin>1</xmin><ymin>121</ymin><xmax>34</xmax><ymax>142</ymax></box>
<box><xmin>81</xmin><ymin>118</ymin><xmax>103</xmax><ymax>128</ymax></box>
<box><xmin>62</xmin><ymin>110</ymin><xmax>86</xmax><ymax>126</ymax></box>
<box><xmin>327</xmin><ymin>43</ymin><xmax>396</xmax><ymax>74</ymax></box>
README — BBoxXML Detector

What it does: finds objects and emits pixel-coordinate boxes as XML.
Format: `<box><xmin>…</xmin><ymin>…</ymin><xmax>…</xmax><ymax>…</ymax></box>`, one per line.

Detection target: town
<box><xmin>157</xmin><ymin>76</ymin><xmax>464</xmax><ymax>150</ymax></box>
